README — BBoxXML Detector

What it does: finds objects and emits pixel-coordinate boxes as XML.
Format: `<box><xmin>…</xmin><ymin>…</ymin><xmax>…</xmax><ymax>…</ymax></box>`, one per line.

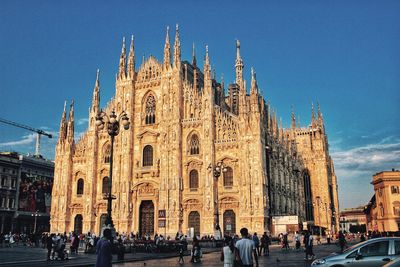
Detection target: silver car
<box><xmin>311</xmin><ymin>237</ymin><xmax>400</xmax><ymax>267</ymax></box>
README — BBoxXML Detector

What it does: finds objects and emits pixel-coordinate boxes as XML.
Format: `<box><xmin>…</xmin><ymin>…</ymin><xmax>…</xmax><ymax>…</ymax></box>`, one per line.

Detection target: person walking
<box><xmin>252</xmin><ymin>232</ymin><xmax>261</xmax><ymax>256</ymax></box>
<box><xmin>221</xmin><ymin>236</ymin><xmax>235</xmax><ymax>267</ymax></box>
<box><xmin>95</xmin><ymin>228</ymin><xmax>113</xmax><ymax>267</ymax></box>
<box><xmin>338</xmin><ymin>231</ymin><xmax>346</xmax><ymax>253</ymax></box>
<box><xmin>178</xmin><ymin>243</ymin><xmax>185</xmax><ymax>263</ymax></box>
<box><xmin>294</xmin><ymin>231</ymin><xmax>301</xmax><ymax>251</ymax></box>
<box><xmin>304</xmin><ymin>231</ymin><xmax>315</xmax><ymax>260</ymax></box>
<box><xmin>235</xmin><ymin>227</ymin><xmax>259</xmax><ymax>267</ymax></box>
<box><xmin>46</xmin><ymin>233</ymin><xmax>54</xmax><ymax>261</ymax></box>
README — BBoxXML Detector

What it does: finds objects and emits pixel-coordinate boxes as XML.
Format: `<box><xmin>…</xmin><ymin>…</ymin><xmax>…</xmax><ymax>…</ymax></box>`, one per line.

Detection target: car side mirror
<box><xmin>355</xmin><ymin>252</ymin><xmax>363</xmax><ymax>260</ymax></box>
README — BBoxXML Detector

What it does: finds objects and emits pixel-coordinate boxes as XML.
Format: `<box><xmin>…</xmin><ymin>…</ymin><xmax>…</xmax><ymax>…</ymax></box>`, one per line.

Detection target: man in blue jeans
<box><xmin>235</xmin><ymin>228</ymin><xmax>259</xmax><ymax>267</ymax></box>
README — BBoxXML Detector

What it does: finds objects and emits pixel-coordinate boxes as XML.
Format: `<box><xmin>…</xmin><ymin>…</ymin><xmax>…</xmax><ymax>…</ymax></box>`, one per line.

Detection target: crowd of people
<box><xmin>2</xmin><ymin>228</ymin><xmax>395</xmax><ymax>266</ymax></box>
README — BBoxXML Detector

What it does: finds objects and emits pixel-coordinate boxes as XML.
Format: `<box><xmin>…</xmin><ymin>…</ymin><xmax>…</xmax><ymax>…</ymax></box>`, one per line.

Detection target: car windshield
<box><xmin>342</xmin><ymin>240</ymin><xmax>368</xmax><ymax>254</ymax></box>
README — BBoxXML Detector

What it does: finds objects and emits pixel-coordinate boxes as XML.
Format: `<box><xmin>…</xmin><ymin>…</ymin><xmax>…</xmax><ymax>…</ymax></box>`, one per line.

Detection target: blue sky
<box><xmin>0</xmin><ymin>0</ymin><xmax>399</xmax><ymax>209</ymax></box>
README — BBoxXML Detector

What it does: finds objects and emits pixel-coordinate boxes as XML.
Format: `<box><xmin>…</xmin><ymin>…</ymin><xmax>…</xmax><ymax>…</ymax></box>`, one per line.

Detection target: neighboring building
<box><xmin>364</xmin><ymin>195</ymin><xmax>377</xmax><ymax>232</ymax></box>
<box><xmin>51</xmin><ymin>27</ymin><xmax>339</xmax><ymax>237</ymax></box>
<box><xmin>339</xmin><ymin>206</ymin><xmax>367</xmax><ymax>233</ymax></box>
<box><xmin>0</xmin><ymin>152</ymin><xmax>20</xmax><ymax>233</ymax></box>
<box><xmin>0</xmin><ymin>152</ymin><xmax>54</xmax><ymax>234</ymax></box>
<box><xmin>366</xmin><ymin>170</ymin><xmax>400</xmax><ymax>232</ymax></box>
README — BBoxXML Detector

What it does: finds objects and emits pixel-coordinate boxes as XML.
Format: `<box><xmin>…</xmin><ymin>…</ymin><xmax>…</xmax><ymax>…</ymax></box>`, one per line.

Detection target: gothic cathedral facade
<box><xmin>50</xmin><ymin>26</ymin><xmax>339</xmax><ymax>237</ymax></box>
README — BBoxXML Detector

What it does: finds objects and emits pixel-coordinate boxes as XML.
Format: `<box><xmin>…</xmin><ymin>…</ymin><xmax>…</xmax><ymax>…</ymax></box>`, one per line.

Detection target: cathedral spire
<box><xmin>235</xmin><ymin>39</ymin><xmax>244</xmax><ymax>88</ymax></box>
<box><xmin>204</xmin><ymin>45</ymin><xmax>211</xmax><ymax>81</ymax></box>
<box><xmin>163</xmin><ymin>26</ymin><xmax>171</xmax><ymax>69</ymax></box>
<box><xmin>128</xmin><ymin>35</ymin><xmax>135</xmax><ymax>78</ymax></box>
<box><xmin>192</xmin><ymin>42</ymin><xmax>197</xmax><ymax>67</ymax></box>
<box><xmin>58</xmin><ymin>101</ymin><xmax>67</xmax><ymax>143</ymax></box>
<box><xmin>173</xmin><ymin>24</ymin><xmax>181</xmax><ymax>68</ymax></box>
<box><xmin>118</xmin><ymin>37</ymin><xmax>127</xmax><ymax>79</ymax></box>
<box><xmin>91</xmin><ymin>69</ymin><xmax>100</xmax><ymax>114</ymax></box>
<box><xmin>291</xmin><ymin>106</ymin><xmax>296</xmax><ymax>129</ymax></box>
<box><xmin>317</xmin><ymin>102</ymin><xmax>323</xmax><ymax>124</ymax></box>
<box><xmin>311</xmin><ymin>102</ymin><xmax>316</xmax><ymax>127</ymax></box>
<box><xmin>66</xmin><ymin>100</ymin><xmax>75</xmax><ymax>143</ymax></box>
<box><xmin>250</xmin><ymin>67</ymin><xmax>258</xmax><ymax>95</ymax></box>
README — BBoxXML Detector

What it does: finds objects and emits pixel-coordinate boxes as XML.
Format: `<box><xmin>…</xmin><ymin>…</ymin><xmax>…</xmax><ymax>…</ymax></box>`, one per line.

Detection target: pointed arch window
<box><xmin>189</xmin><ymin>134</ymin><xmax>200</xmax><ymax>155</ymax></box>
<box><xmin>77</xmin><ymin>178</ymin><xmax>84</xmax><ymax>195</ymax></box>
<box><xmin>145</xmin><ymin>95</ymin><xmax>156</xmax><ymax>124</ymax></box>
<box><xmin>104</xmin><ymin>144</ymin><xmax>111</xmax><ymax>163</ymax></box>
<box><xmin>143</xmin><ymin>145</ymin><xmax>153</xmax><ymax>167</ymax></box>
<box><xmin>189</xmin><ymin>170</ymin><xmax>199</xmax><ymax>190</ymax></box>
<box><xmin>102</xmin><ymin>177</ymin><xmax>110</xmax><ymax>195</ymax></box>
<box><xmin>223</xmin><ymin>167</ymin><xmax>233</xmax><ymax>187</ymax></box>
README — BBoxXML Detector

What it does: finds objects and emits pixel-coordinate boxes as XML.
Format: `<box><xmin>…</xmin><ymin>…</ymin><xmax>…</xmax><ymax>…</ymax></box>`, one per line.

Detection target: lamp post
<box><xmin>95</xmin><ymin>109</ymin><xmax>130</xmax><ymax>233</ymax></box>
<box><xmin>31</xmin><ymin>210</ymin><xmax>39</xmax><ymax>234</ymax></box>
<box><xmin>207</xmin><ymin>161</ymin><xmax>227</xmax><ymax>239</ymax></box>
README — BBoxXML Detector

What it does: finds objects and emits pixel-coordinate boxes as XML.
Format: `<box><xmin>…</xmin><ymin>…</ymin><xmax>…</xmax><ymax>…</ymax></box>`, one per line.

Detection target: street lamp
<box><xmin>207</xmin><ymin>161</ymin><xmax>227</xmax><ymax>239</ymax></box>
<box><xmin>95</xmin><ymin>109</ymin><xmax>130</xmax><ymax>233</ymax></box>
<box><xmin>31</xmin><ymin>210</ymin><xmax>39</xmax><ymax>234</ymax></box>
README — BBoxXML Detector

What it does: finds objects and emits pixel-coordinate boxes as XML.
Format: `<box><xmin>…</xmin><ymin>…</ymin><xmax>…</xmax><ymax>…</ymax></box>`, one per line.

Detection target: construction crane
<box><xmin>0</xmin><ymin>117</ymin><xmax>52</xmax><ymax>157</ymax></box>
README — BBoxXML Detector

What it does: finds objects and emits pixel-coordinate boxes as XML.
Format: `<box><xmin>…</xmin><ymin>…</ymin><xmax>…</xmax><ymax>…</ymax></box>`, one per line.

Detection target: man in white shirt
<box><xmin>235</xmin><ymin>228</ymin><xmax>259</xmax><ymax>267</ymax></box>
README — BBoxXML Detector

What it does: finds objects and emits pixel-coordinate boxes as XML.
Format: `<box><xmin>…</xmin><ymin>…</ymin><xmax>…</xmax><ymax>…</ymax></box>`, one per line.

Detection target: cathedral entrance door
<box><xmin>223</xmin><ymin>210</ymin><xmax>236</xmax><ymax>235</ymax></box>
<box><xmin>139</xmin><ymin>200</ymin><xmax>154</xmax><ymax>236</ymax></box>
<box><xmin>74</xmin><ymin>214</ymin><xmax>83</xmax><ymax>234</ymax></box>
<box><xmin>188</xmin><ymin>211</ymin><xmax>200</xmax><ymax>237</ymax></box>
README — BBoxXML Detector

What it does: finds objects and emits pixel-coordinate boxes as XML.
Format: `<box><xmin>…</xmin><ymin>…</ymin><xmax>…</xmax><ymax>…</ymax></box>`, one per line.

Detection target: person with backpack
<box><xmin>252</xmin><ymin>232</ymin><xmax>261</xmax><ymax>256</ymax></box>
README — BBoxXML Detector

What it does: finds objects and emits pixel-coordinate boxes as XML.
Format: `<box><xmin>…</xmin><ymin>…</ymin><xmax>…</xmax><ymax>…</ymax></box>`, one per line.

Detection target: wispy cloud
<box><xmin>332</xmin><ymin>138</ymin><xmax>400</xmax><ymax>208</ymax></box>
<box><xmin>332</xmin><ymin>140</ymin><xmax>400</xmax><ymax>175</ymax></box>
<box><xmin>77</xmin><ymin>118</ymin><xmax>89</xmax><ymax>126</ymax></box>
<box><xmin>0</xmin><ymin>133</ymin><xmax>37</xmax><ymax>147</ymax></box>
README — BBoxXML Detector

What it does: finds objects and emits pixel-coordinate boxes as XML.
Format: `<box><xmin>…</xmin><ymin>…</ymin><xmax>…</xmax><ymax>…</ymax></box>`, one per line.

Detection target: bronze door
<box><xmin>188</xmin><ymin>211</ymin><xmax>200</xmax><ymax>237</ymax></box>
<box><xmin>223</xmin><ymin>210</ymin><xmax>236</xmax><ymax>235</ymax></box>
<box><xmin>139</xmin><ymin>200</ymin><xmax>154</xmax><ymax>236</ymax></box>
<box><xmin>74</xmin><ymin>214</ymin><xmax>83</xmax><ymax>234</ymax></box>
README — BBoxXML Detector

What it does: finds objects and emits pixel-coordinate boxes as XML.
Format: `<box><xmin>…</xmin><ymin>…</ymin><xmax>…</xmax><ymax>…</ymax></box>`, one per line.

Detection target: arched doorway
<box><xmin>223</xmin><ymin>210</ymin><xmax>236</xmax><ymax>235</ymax></box>
<box><xmin>139</xmin><ymin>200</ymin><xmax>154</xmax><ymax>236</ymax></box>
<box><xmin>188</xmin><ymin>211</ymin><xmax>200</xmax><ymax>237</ymax></box>
<box><xmin>99</xmin><ymin>214</ymin><xmax>107</xmax><ymax>235</ymax></box>
<box><xmin>74</xmin><ymin>214</ymin><xmax>83</xmax><ymax>234</ymax></box>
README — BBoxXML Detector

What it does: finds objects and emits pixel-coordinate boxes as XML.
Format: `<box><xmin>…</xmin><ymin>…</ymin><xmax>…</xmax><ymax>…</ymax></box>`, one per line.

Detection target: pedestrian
<box><xmin>178</xmin><ymin>243</ymin><xmax>185</xmax><ymax>263</ymax></box>
<box><xmin>46</xmin><ymin>233</ymin><xmax>54</xmax><ymax>261</ymax></box>
<box><xmin>283</xmin><ymin>233</ymin><xmax>289</xmax><ymax>250</ymax></box>
<box><xmin>235</xmin><ymin>227</ymin><xmax>259</xmax><ymax>267</ymax></box>
<box><xmin>261</xmin><ymin>232</ymin><xmax>270</xmax><ymax>256</ymax></box>
<box><xmin>304</xmin><ymin>231</ymin><xmax>315</xmax><ymax>260</ymax></box>
<box><xmin>294</xmin><ymin>231</ymin><xmax>301</xmax><ymax>251</ymax></box>
<box><xmin>338</xmin><ymin>231</ymin><xmax>346</xmax><ymax>253</ymax></box>
<box><xmin>360</xmin><ymin>233</ymin><xmax>366</xmax><ymax>242</ymax></box>
<box><xmin>95</xmin><ymin>228</ymin><xmax>113</xmax><ymax>267</ymax></box>
<box><xmin>252</xmin><ymin>232</ymin><xmax>261</xmax><ymax>256</ymax></box>
<box><xmin>221</xmin><ymin>236</ymin><xmax>235</xmax><ymax>267</ymax></box>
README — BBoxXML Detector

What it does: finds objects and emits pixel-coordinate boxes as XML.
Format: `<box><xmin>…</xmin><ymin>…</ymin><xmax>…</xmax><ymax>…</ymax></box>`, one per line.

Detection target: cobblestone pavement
<box><xmin>116</xmin><ymin>243</ymin><xmax>348</xmax><ymax>267</ymax></box>
<box><xmin>0</xmin><ymin>241</ymin><xmax>353</xmax><ymax>267</ymax></box>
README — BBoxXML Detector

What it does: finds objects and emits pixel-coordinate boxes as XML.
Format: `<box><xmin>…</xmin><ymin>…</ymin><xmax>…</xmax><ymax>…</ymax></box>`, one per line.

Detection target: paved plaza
<box><xmin>0</xmin><ymin>240</ymin><xmax>355</xmax><ymax>267</ymax></box>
